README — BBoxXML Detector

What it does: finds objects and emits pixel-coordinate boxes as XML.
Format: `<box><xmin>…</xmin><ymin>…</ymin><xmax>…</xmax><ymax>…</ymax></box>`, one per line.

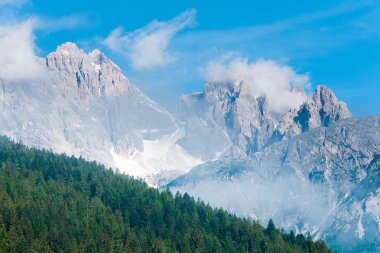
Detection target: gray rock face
<box><xmin>177</xmin><ymin>82</ymin><xmax>351</xmax><ymax>159</ymax></box>
<box><xmin>275</xmin><ymin>85</ymin><xmax>351</xmax><ymax>140</ymax></box>
<box><xmin>0</xmin><ymin>42</ymin><xmax>201</xmax><ymax>186</ymax></box>
<box><xmin>1</xmin><ymin>41</ymin><xmax>377</xmax><ymax>251</ymax></box>
<box><xmin>46</xmin><ymin>42</ymin><xmax>129</xmax><ymax>99</ymax></box>
<box><xmin>1</xmin><ymin>43</ymin><xmax>350</xmax><ymax>185</ymax></box>
<box><xmin>321</xmin><ymin>155</ymin><xmax>380</xmax><ymax>252</ymax></box>
<box><xmin>168</xmin><ymin>116</ymin><xmax>380</xmax><ymax>252</ymax></box>
<box><xmin>177</xmin><ymin>81</ymin><xmax>277</xmax><ymax>159</ymax></box>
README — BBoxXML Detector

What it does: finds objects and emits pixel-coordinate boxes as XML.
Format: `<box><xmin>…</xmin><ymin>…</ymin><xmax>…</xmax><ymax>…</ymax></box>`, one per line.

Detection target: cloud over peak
<box><xmin>205</xmin><ymin>57</ymin><xmax>310</xmax><ymax>114</ymax></box>
<box><xmin>103</xmin><ymin>9</ymin><xmax>196</xmax><ymax>70</ymax></box>
<box><xmin>0</xmin><ymin>20</ymin><xmax>44</xmax><ymax>82</ymax></box>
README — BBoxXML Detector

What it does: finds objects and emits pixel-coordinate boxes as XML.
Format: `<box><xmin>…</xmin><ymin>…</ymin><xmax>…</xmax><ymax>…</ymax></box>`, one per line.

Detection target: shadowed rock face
<box><xmin>46</xmin><ymin>42</ymin><xmax>129</xmax><ymax>99</ymax></box>
<box><xmin>177</xmin><ymin>82</ymin><xmax>351</xmax><ymax>160</ymax></box>
<box><xmin>275</xmin><ymin>85</ymin><xmax>351</xmax><ymax>140</ymax></box>
<box><xmin>169</xmin><ymin>116</ymin><xmax>380</xmax><ymax>253</ymax></box>
<box><xmin>173</xmin><ymin>81</ymin><xmax>374</xmax><ymax>252</ymax></box>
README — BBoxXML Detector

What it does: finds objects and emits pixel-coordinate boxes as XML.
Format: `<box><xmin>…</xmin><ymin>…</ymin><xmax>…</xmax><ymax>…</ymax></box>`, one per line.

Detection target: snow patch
<box><xmin>357</xmin><ymin>213</ymin><xmax>365</xmax><ymax>239</ymax></box>
<box><xmin>111</xmin><ymin>128</ymin><xmax>202</xmax><ymax>186</ymax></box>
<box><xmin>366</xmin><ymin>189</ymin><xmax>380</xmax><ymax>232</ymax></box>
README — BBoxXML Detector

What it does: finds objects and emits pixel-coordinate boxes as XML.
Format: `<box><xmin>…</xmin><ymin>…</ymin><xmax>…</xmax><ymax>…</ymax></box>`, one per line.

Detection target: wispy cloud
<box><xmin>0</xmin><ymin>20</ymin><xmax>44</xmax><ymax>82</ymax></box>
<box><xmin>205</xmin><ymin>56</ymin><xmax>310</xmax><ymax>113</ymax></box>
<box><xmin>103</xmin><ymin>9</ymin><xmax>196</xmax><ymax>70</ymax></box>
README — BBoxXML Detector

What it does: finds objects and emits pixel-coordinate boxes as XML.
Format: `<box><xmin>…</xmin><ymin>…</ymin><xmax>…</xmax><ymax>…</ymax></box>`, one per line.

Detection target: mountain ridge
<box><xmin>1</xmin><ymin>42</ymin><xmax>350</xmax><ymax>186</ymax></box>
<box><xmin>169</xmin><ymin>115</ymin><xmax>380</xmax><ymax>252</ymax></box>
<box><xmin>177</xmin><ymin>80</ymin><xmax>351</xmax><ymax>160</ymax></box>
<box><xmin>0</xmin><ymin>42</ymin><xmax>201</xmax><ymax>186</ymax></box>
<box><xmin>0</xmin><ymin>41</ymin><xmax>377</xmax><ymax>252</ymax></box>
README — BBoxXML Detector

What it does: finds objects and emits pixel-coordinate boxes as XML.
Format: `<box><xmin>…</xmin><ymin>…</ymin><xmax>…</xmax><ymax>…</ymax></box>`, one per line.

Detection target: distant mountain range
<box><xmin>0</xmin><ymin>42</ymin><xmax>378</xmax><ymax>252</ymax></box>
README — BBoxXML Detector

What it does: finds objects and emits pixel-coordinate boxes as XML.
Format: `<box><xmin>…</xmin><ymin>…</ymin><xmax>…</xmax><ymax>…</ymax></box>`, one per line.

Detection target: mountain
<box><xmin>177</xmin><ymin>81</ymin><xmax>350</xmax><ymax>160</ymax></box>
<box><xmin>168</xmin><ymin>116</ymin><xmax>380</xmax><ymax>252</ymax></box>
<box><xmin>0</xmin><ymin>41</ymin><xmax>377</xmax><ymax>251</ymax></box>
<box><xmin>0</xmin><ymin>42</ymin><xmax>350</xmax><ymax>186</ymax></box>
<box><xmin>275</xmin><ymin>85</ymin><xmax>351</xmax><ymax>140</ymax></box>
<box><xmin>319</xmin><ymin>154</ymin><xmax>380</xmax><ymax>252</ymax></box>
<box><xmin>0</xmin><ymin>136</ymin><xmax>333</xmax><ymax>253</ymax></box>
<box><xmin>0</xmin><ymin>42</ymin><xmax>201</xmax><ymax>186</ymax></box>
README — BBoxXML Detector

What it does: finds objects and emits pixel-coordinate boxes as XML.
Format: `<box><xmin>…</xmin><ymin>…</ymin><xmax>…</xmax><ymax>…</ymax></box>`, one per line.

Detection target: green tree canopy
<box><xmin>0</xmin><ymin>136</ymin><xmax>333</xmax><ymax>253</ymax></box>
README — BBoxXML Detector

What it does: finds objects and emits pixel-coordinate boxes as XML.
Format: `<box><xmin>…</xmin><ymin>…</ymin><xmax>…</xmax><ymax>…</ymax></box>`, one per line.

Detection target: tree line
<box><xmin>0</xmin><ymin>136</ymin><xmax>334</xmax><ymax>252</ymax></box>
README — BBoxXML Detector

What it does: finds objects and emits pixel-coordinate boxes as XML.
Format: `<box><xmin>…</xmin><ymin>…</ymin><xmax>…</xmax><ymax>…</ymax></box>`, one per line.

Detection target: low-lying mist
<box><xmin>171</xmin><ymin>174</ymin><xmax>336</xmax><ymax>236</ymax></box>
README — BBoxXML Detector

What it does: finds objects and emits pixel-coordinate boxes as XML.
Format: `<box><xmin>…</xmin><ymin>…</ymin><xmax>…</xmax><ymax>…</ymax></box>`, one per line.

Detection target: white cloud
<box><xmin>205</xmin><ymin>57</ymin><xmax>310</xmax><ymax>114</ymax></box>
<box><xmin>0</xmin><ymin>21</ymin><xmax>44</xmax><ymax>82</ymax></box>
<box><xmin>103</xmin><ymin>9</ymin><xmax>196</xmax><ymax>70</ymax></box>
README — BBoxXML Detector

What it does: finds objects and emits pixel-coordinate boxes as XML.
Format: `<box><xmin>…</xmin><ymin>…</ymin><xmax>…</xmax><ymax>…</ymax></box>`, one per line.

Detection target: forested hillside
<box><xmin>0</xmin><ymin>137</ymin><xmax>333</xmax><ymax>253</ymax></box>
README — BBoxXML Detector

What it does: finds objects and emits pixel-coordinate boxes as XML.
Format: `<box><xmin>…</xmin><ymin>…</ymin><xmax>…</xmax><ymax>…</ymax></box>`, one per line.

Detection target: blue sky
<box><xmin>1</xmin><ymin>0</ymin><xmax>379</xmax><ymax>116</ymax></box>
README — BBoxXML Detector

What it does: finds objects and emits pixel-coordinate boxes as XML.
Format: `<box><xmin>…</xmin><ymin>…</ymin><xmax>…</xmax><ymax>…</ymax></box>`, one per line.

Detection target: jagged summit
<box><xmin>313</xmin><ymin>85</ymin><xmax>346</xmax><ymax>110</ymax></box>
<box><xmin>46</xmin><ymin>42</ymin><xmax>129</xmax><ymax>98</ymax></box>
<box><xmin>275</xmin><ymin>85</ymin><xmax>351</xmax><ymax>140</ymax></box>
<box><xmin>312</xmin><ymin>85</ymin><xmax>351</xmax><ymax>126</ymax></box>
<box><xmin>314</xmin><ymin>84</ymin><xmax>335</xmax><ymax>98</ymax></box>
<box><xmin>177</xmin><ymin>80</ymin><xmax>277</xmax><ymax>159</ymax></box>
<box><xmin>87</xmin><ymin>49</ymin><xmax>112</xmax><ymax>69</ymax></box>
<box><xmin>89</xmin><ymin>48</ymin><xmax>102</xmax><ymax>58</ymax></box>
<box><xmin>53</xmin><ymin>43</ymin><xmax>109</xmax><ymax>67</ymax></box>
<box><xmin>177</xmin><ymin>81</ymin><xmax>351</xmax><ymax>159</ymax></box>
<box><xmin>55</xmin><ymin>42</ymin><xmax>82</xmax><ymax>54</ymax></box>
<box><xmin>0</xmin><ymin>42</ymin><xmax>198</xmax><ymax>186</ymax></box>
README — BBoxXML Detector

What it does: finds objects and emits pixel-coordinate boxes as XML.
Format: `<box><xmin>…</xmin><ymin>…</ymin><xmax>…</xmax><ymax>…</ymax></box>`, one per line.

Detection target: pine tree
<box><xmin>0</xmin><ymin>136</ymin><xmax>334</xmax><ymax>253</ymax></box>
<box><xmin>266</xmin><ymin>218</ymin><xmax>276</xmax><ymax>241</ymax></box>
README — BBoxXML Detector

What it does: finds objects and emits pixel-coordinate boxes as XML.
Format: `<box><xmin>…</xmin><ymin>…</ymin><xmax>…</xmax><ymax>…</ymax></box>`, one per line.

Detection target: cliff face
<box><xmin>169</xmin><ymin>116</ymin><xmax>380</xmax><ymax>253</ymax></box>
<box><xmin>0</xmin><ymin>42</ymin><xmax>200</xmax><ymax>186</ymax></box>
<box><xmin>177</xmin><ymin>82</ymin><xmax>351</xmax><ymax>160</ymax></box>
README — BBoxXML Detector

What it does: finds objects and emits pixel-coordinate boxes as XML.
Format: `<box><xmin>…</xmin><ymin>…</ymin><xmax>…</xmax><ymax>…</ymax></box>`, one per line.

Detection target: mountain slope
<box><xmin>0</xmin><ymin>42</ymin><xmax>201</xmax><ymax>186</ymax></box>
<box><xmin>0</xmin><ymin>41</ymin><xmax>376</xmax><ymax>251</ymax></box>
<box><xmin>168</xmin><ymin>116</ymin><xmax>380</xmax><ymax>252</ymax></box>
<box><xmin>0</xmin><ymin>136</ymin><xmax>333</xmax><ymax>253</ymax></box>
<box><xmin>0</xmin><ymin>42</ymin><xmax>351</xmax><ymax>186</ymax></box>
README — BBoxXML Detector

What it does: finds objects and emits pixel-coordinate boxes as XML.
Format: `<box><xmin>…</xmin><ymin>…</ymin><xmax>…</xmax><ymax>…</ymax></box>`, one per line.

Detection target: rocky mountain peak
<box><xmin>276</xmin><ymin>85</ymin><xmax>352</xmax><ymax>139</ymax></box>
<box><xmin>314</xmin><ymin>85</ymin><xmax>335</xmax><ymax>99</ymax></box>
<box><xmin>178</xmin><ymin>81</ymin><xmax>353</xmax><ymax>160</ymax></box>
<box><xmin>312</xmin><ymin>85</ymin><xmax>341</xmax><ymax>111</ymax></box>
<box><xmin>311</xmin><ymin>85</ymin><xmax>351</xmax><ymax>126</ymax></box>
<box><xmin>89</xmin><ymin>49</ymin><xmax>102</xmax><ymax>59</ymax></box>
<box><xmin>46</xmin><ymin>42</ymin><xmax>129</xmax><ymax>98</ymax></box>
<box><xmin>291</xmin><ymin>86</ymin><xmax>307</xmax><ymax>97</ymax></box>
<box><xmin>55</xmin><ymin>42</ymin><xmax>82</xmax><ymax>55</ymax></box>
<box><xmin>303</xmin><ymin>85</ymin><xmax>351</xmax><ymax>128</ymax></box>
<box><xmin>177</xmin><ymin>80</ymin><xmax>277</xmax><ymax>158</ymax></box>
